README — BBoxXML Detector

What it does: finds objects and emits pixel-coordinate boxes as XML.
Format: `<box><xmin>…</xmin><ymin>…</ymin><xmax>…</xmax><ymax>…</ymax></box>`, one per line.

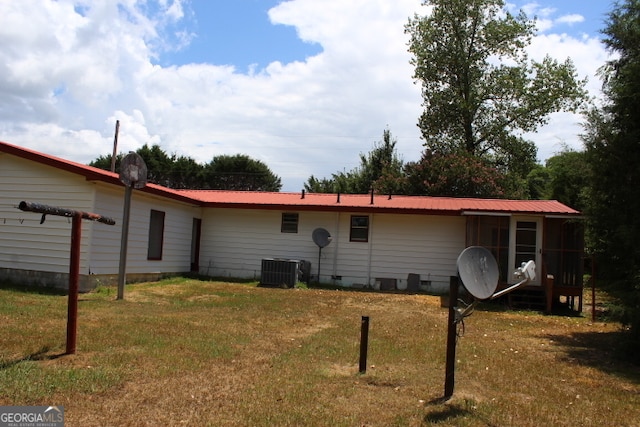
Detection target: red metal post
<box><xmin>66</xmin><ymin>213</ymin><xmax>82</xmax><ymax>355</ymax></box>
<box><xmin>18</xmin><ymin>201</ymin><xmax>115</xmax><ymax>355</ymax></box>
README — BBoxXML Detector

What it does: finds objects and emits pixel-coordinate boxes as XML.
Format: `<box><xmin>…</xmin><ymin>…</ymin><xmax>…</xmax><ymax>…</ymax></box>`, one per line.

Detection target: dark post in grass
<box><xmin>444</xmin><ymin>275</ymin><xmax>459</xmax><ymax>399</ymax></box>
<box><xmin>18</xmin><ymin>201</ymin><xmax>116</xmax><ymax>354</ymax></box>
<box><xmin>359</xmin><ymin>315</ymin><xmax>370</xmax><ymax>373</ymax></box>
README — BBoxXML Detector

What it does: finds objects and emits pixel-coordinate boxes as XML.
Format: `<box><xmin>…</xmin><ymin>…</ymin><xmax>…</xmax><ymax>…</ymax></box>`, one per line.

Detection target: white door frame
<box><xmin>508</xmin><ymin>216</ymin><xmax>542</xmax><ymax>285</ymax></box>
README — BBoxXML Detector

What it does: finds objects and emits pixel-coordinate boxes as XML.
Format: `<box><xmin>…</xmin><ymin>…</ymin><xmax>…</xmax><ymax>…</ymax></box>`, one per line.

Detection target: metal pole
<box><xmin>444</xmin><ymin>275</ymin><xmax>459</xmax><ymax>399</ymax></box>
<box><xmin>117</xmin><ymin>184</ymin><xmax>133</xmax><ymax>300</ymax></box>
<box><xmin>16</xmin><ymin>201</ymin><xmax>114</xmax><ymax>355</ymax></box>
<box><xmin>66</xmin><ymin>213</ymin><xmax>82</xmax><ymax>354</ymax></box>
<box><xmin>359</xmin><ymin>316</ymin><xmax>370</xmax><ymax>373</ymax></box>
<box><xmin>110</xmin><ymin>120</ymin><xmax>120</xmax><ymax>173</ymax></box>
<box><xmin>591</xmin><ymin>256</ymin><xmax>597</xmax><ymax>323</ymax></box>
<box><xmin>18</xmin><ymin>201</ymin><xmax>115</xmax><ymax>225</ymax></box>
<box><xmin>317</xmin><ymin>247</ymin><xmax>322</xmax><ymax>283</ymax></box>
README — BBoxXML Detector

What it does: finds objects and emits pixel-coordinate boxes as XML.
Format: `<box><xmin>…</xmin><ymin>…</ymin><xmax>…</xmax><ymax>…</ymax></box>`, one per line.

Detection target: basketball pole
<box><xmin>117</xmin><ymin>183</ymin><xmax>133</xmax><ymax>300</ymax></box>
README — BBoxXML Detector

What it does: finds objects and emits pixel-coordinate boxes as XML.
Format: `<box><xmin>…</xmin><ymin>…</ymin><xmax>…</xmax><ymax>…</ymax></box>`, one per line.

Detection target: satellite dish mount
<box><xmin>444</xmin><ymin>246</ymin><xmax>536</xmax><ymax>400</ymax></box>
<box><xmin>454</xmin><ymin>246</ymin><xmax>536</xmax><ymax>323</ymax></box>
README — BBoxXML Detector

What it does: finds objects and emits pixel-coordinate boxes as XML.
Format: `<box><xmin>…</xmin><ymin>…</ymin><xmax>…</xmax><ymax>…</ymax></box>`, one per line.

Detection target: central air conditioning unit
<box><xmin>260</xmin><ymin>258</ymin><xmax>309</xmax><ymax>287</ymax></box>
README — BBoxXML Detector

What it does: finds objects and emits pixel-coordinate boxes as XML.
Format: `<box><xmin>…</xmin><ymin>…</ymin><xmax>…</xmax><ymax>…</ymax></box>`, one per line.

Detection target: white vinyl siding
<box><xmin>90</xmin><ymin>184</ymin><xmax>200</xmax><ymax>275</ymax></box>
<box><xmin>367</xmin><ymin>214</ymin><xmax>465</xmax><ymax>290</ymax></box>
<box><xmin>0</xmin><ymin>155</ymin><xmax>96</xmax><ymax>274</ymax></box>
<box><xmin>199</xmin><ymin>208</ymin><xmax>465</xmax><ymax>291</ymax></box>
<box><xmin>147</xmin><ymin>210</ymin><xmax>165</xmax><ymax>260</ymax></box>
<box><xmin>0</xmin><ymin>153</ymin><xmax>200</xmax><ymax>280</ymax></box>
<box><xmin>199</xmin><ymin>209</ymin><xmax>325</xmax><ymax>278</ymax></box>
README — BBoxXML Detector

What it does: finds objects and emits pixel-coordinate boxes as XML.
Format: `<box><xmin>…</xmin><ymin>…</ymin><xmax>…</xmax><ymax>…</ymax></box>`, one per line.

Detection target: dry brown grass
<box><xmin>1</xmin><ymin>278</ymin><xmax>639</xmax><ymax>426</ymax></box>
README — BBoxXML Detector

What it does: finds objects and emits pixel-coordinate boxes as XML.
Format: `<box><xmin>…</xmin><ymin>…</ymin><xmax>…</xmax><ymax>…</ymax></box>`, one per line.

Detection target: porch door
<box><xmin>509</xmin><ymin>217</ymin><xmax>542</xmax><ymax>285</ymax></box>
<box><xmin>190</xmin><ymin>218</ymin><xmax>202</xmax><ymax>273</ymax></box>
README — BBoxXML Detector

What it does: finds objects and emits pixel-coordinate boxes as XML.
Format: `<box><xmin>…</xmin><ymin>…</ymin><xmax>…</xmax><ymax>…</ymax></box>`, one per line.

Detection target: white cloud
<box><xmin>556</xmin><ymin>13</ymin><xmax>585</xmax><ymax>25</ymax></box>
<box><xmin>0</xmin><ymin>0</ymin><xmax>610</xmax><ymax>190</ymax></box>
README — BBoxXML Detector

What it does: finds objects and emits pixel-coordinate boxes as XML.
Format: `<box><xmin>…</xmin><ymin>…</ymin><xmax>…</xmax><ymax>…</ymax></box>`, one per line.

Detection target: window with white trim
<box><xmin>281</xmin><ymin>213</ymin><xmax>299</xmax><ymax>233</ymax></box>
<box><xmin>350</xmin><ymin>216</ymin><xmax>369</xmax><ymax>242</ymax></box>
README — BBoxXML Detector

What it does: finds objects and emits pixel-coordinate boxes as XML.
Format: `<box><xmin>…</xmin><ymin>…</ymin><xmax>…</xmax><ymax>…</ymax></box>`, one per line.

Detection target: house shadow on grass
<box><xmin>0</xmin><ymin>346</ymin><xmax>66</xmax><ymax>370</ymax></box>
<box><xmin>543</xmin><ymin>330</ymin><xmax>640</xmax><ymax>384</ymax></box>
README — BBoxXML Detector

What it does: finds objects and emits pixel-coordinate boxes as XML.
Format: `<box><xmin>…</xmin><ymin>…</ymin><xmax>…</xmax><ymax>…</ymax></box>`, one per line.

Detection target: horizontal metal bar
<box><xmin>18</xmin><ymin>201</ymin><xmax>116</xmax><ymax>225</ymax></box>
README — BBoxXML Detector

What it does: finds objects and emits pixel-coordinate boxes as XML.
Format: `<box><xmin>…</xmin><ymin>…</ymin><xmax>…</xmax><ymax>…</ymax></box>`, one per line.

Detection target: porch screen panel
<box><xmin>543</xmin><ymin>219</ymin><xmax>584</xmax><ymax>287</ymax></box>
<box><xmin>466</xmin><ymin>216</ymin><xmax>509</xmax><ymax>282</ymax></box>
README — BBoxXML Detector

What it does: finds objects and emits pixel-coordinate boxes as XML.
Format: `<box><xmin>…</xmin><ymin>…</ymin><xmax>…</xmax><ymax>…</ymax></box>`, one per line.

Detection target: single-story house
<box><xmin>0</xmin><ymin>141</ymin><xmax>584</xmax><ymax>312</ymax></box>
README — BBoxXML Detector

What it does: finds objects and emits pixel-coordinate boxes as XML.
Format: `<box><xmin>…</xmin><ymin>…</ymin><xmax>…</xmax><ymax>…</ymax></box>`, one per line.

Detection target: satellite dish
<box><xmin>119</xmin><ymin>152</ymin><xmax>148</xmax><ymax>189</ymax></box>
<box><xmin>312</xmin><ymin>228</ymin><xmax>332</xmax><ymax>248</ymax></box>
<box><xmin>312</xmin><ymin>228</ymin><xmax>332</xmax><ymax>283</ymax></box>
<box><xmin>456</xmin><ymin>246</ymin><xmax>499</xmax><ymax>300</ymax></box>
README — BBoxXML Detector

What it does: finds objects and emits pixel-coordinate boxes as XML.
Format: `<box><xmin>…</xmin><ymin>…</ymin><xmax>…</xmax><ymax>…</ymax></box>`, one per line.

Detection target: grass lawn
<box><xmin>1</xmin><ymin>278</ymin><xmax>639</xmax><ymax>426</ymax></box>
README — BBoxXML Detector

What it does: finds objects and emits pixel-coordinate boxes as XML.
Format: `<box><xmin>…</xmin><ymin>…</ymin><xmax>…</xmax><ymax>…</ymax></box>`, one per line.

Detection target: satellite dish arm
<box><xmin>490</xmin><ymin>260</ymin><xmax>536</xmax><ymax>300</ymax></box>
<box><xmin>455</xmin><ymin>299</ymin><xmax>477</xmax><ymax>323</ymax></box>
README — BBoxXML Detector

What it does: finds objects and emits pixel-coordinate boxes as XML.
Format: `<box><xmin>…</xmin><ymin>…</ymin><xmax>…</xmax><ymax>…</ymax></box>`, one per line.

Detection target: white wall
<box><xmin>1</xmin><ymin>150</ymin><xmax>466</xmax><ymax>291</ymax></box>
<box><xmin>0</xmin><ymin>154</ymin><xmax>96</xmax><ymax>274</ymax></box>
<box><xmin>90</xmin><ymin>184</ymin><xmax>202</xmax><ymax>276</ymax></box>
<box><xmin>367</xmin><ymin>213</ymin><xmax>465</xmax><ymax>291</ymax></box>
<box><xmin>199</xmin><ymin>207</ymin><xmax>466</xmax><ymax>291</ymax></box>
<box><xmin>0</xmin><ymin>153</ymin><xmax>202</xmax><ymax>286</ymax></box>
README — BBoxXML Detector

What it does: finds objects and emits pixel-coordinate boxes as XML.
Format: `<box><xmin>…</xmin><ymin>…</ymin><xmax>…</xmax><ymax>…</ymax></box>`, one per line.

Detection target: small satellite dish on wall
<box><xmin>456</xmin><ymin>246</ymin><xmax>499</xmax><ymax>300</ymax></box>
<box><xmin>312</xmin><ymin>228</ymin><xmax>332</xmax><ymax>248</ymax></box>
<box><xmin>119</xmin><ymin>152</ymin><xmax>148</xmax><ymax>189</ymax></box>
<box><xmin>312</xmin><ymin>228</ymin><xmax>332</xmax><ymax>283</ymax></box>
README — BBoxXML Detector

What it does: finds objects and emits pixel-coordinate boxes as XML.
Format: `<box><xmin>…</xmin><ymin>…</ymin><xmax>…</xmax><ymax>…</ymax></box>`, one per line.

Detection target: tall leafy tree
<box><xmin>583</xmin><ymin>0</ymin><xmax>640</xmax><ymax>353</ymax></box>
<box><xmin>203</xmin><ymin>154</ymin><xmax>282</xmax><ymax>191</ymax></box>
<box><xmin>405</xmin><ymin>0</ymin><xmax>587</xmax><ymax>182</ymax></box>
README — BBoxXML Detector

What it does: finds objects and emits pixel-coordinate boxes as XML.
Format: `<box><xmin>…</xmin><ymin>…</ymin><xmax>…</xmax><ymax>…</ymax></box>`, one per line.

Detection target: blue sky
<box><xmin>161</xmin><ymin>1</ymin><xmax>612</xmax><ymax>71</ymax></box>
<box><xmin>158</xmin><ymin>0</ymin><xmax>323</xmax><ymax>71</ymax></box>
<box><xmin>160</xmin><ymin>1</ymin><xmax>612</xmax><ymax>69</ymax></box>
<box><xmin>0</xmin><ymin>1</ymin><xmax>616</xmax><ymax>191</ymax></box>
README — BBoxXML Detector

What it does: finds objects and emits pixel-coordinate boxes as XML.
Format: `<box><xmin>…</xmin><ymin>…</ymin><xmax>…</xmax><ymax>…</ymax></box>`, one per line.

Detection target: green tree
<box><xmin>544</xmin><ymin>149</ymin><xmax>589</xmax><ymax>211</ymax></box>
<box><xmin>403</xmin><ymin>150</ymin><xmax>507</xmax><ymax>197</ymax></box>
<box><xmin>405</xmin><ymin>0</ymin><xmax>587</xmax><ymax>186</ymax></box>
<box><xmin>304</xmin><ymin>128</ymin><xmax>404</xmax><ymax>194</ymax></box>
<box><xmin>89</xmin><ymin>144</ymin><xmax>205</xmax><ymax>189</ymax></box>
<box><xmin>304</xmin><ymin>175</ymin><xmax>337</xmax><ymax>193</ymax></box>
<box><xmin>169</xmin><ymin>155</ymin><xmax>206</xmax><ymax>189</ymax></box>
<box><xmin>89</xmin><ymin>153</ymin><xmax>123</xmax><ymax>171</ymax></box>
<box><xmin>135</xmin><ymin>144</ymin><xmax>175</xmax><ymax>187</ymax></box>
<box><xmin>203</xmin><ymin>154</ymin><xmax>282</xmax><ymax>191</ymax></box>
<box><xmin>525</xmin><ymin>164</ymin><xmax>551</xmax><ymax>200</ymax></box>
<box><xmin>583</xmin><ymin>0</ymin><xmax>640</xmax><ymax>353</ymax></box>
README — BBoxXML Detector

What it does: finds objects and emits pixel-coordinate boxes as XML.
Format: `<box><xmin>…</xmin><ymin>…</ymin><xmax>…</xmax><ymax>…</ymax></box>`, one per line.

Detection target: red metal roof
<box><xmin>177</xmin><ymin>189</ymin><xmax>580</xmax><ymax>216</ymax></box>
<box><xmin>0</xmin><ymin>140</ymin><xmax>198</xmax><ymax>205</ymax></box>
<box><xmin>1</xmin><ymin>140</ymin><xmax>580</xmax><ymax>216</ymax></box>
